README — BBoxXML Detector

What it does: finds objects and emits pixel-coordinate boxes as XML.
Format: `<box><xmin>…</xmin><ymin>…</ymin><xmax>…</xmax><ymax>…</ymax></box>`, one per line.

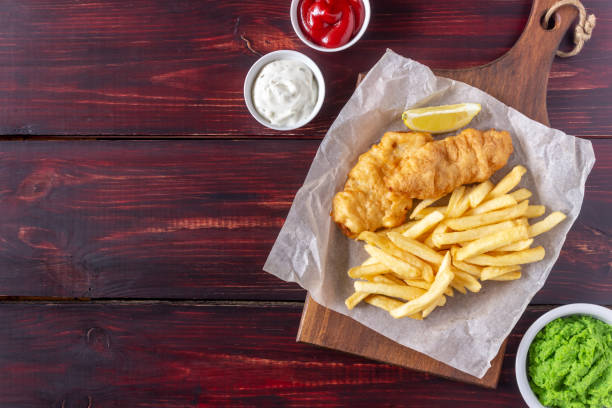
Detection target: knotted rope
<box><xmin>543</xmin><ymin>0</ymin><xmax>596</xmax><ymax>57</ymax></box>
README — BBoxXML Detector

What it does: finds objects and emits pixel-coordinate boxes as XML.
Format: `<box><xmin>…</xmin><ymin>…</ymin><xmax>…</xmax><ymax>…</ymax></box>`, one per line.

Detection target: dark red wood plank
<box><xmin>1</xmin><ymin>302</ymin><xmax>608</xmax><ymax>407</ymax></box>
<box><xmin>0</xmin><ymin>0</ymin><xmax>610</xmax><ymax>138</ymax></box>
<box><xmin>0</xmin><ymin>139</ymin><xmax>609</xmax><ymax>302</ymax></box>
<box><xmin>0</xmin><ymin>140</ymin><xmax>313</xmax><ymax>300</ymax></box>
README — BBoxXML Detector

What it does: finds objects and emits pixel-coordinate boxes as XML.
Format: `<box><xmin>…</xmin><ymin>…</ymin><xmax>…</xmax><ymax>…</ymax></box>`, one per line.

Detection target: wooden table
<box><xmin>0</xmin><ymin>0</ymin><xmax>609</xmax><ymax>406</ymax></box>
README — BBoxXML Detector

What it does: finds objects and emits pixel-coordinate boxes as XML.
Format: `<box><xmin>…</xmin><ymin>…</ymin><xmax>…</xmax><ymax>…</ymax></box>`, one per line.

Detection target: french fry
<box><xmin>421</xmin><ymin>263</ymin><xmax>434</xmax><ymax>283</ymax></box>
<box><xmin>379</xmin><ymin>220</ymin><xmax>418</xmax><ymax>236</ymax></box>
<box><xmin>436</xmin><ymin>295</ymin><xmax>447</xmax><ymax>307</ymax></box>
<box><xmin>410</xmin><ymin>196</ymin><xmax>444</xmax><ymax>220</ymax></box>
<box><xmin>455</xmin><ymin>225</ymin><xmax>529</xmax><ymax>261</ymax></box>
<box><xmin>421</xmin><ymin>305</ymin><xmax>436</xmax><ymax>319</ymax></box>
<box><xmin>348</xmin><ymin>263</ymin><xmax>389</xmax><ymax>279</ymax></box>
<box><xmin>446</xmin><ymin>200</ymin><xmax>528</xmax><ymax>231</ymax></box>
<box><xmin>467</xmin><ymin>194</ymin><xmax>517</xmax><ymax>216</ymax></box>
<box><xmin>466</xmin><ymin>246</ymin><xmax>545</xmax><ymax>266</ymax></box>
<box><xmin>375</xmin><ymin>274</ymin><xmax>406</xmax><ymax>286</ymax></box>
<box><xmin>364</xmin><ymin>294</ymin><xmax>403</xmax><ymax>310</ymax></box>
<box><xmin>368</xmin><ymin>275</ymin><xmax>390</xmax><ymax>284</ymax></box>
<box><xmin>450</xmin><ymin>281</ymin><xmax>467</xmax><ymax>294</ymax></box>
<box><xmin>405</xmin><ymin>279</ymin><xmax>451</xmax><ymax>297</ymax></box>
<box><xmin>525</xmin><ymin>205</ymin><xmax>546</xmax><ymax>218</ymax></box>
<box><xmin>402</xmin><ymin>210</ymin><xmax>445</xmax><ymax>239</ymax></box>
<box><xmin>387</xmin><ymin>232</ymin><xmax>444</xmax><ymax>265</ymax></box>
<box><xmin>345</xmin><ymin>291</ymin><xmax>370</xmax><ymax>309</ymax></box>
<box><xmin>428</xmin><ymin>221</ymin><xmax>450</xmax><ymax>248</ymax></box>
<box><xmin>402</xmin><ymin>279</ymin><xmax>431</xmax><ymax>290</ymax></box>
<box><xmin>354</xmin><ymin>281</ymin><xmax>425</xmax><ymax>301</ymax></box>
<box><xmin>446</xmin><ymin>186</ymin><xmax>465</xmax><ymax>218</ymax></box>
<box><xmin>362</xmin><ymin>257</ymin><xmax>377</xmax><ymax>265</ymax></box>
<box><xmin>412</xmin><ymin>206</ymin><xmax>447</xmax><ymax>220</ymax></box>
<box><xmin>469</xmin><ymin>180</ymin><xmax>494</xmax><ymax>208</ymax></box>
<box><xmin>421</xmin><ymin>295</ymin><xmax>446</xmax><ymax>318</ymax></box>
<box><xmin>490</xmin><ymin>271</ymin><xmax>522</xmax><ymax>281</ymax></box>
<box><xmin>423</xmin><ymin>231</ymin><xmax>436</xmax><ymax>248</ymax></box>
<box><xmin>485</xmin><ymin>251</ymin><xmax>512</xmax><ymax>256</ymax></box>
<box><xmin>528</xmin><ymin>211</ymin><xmax>567</xmax><ymax>237</ymax></box>
<box><xmin>452</xmin><ymin>259</ymin><xmax>483</xmax><ymax>277</ymax></box>
<box><xmin>489</xmin><ymin>165</ymin><xmax>527</xmax><ymax>198</ymax></box>
<box><xmin>452</xmin><ymin>268</ymin><xmax>482</xmax><ymax>292</ymax></box>
<box><xmin>433</xmin><ymin>220</ymin><xmax>517</xmax><ymax>246</ymax></box>
<box><xmin>481</xmin><ymin>265</ymin><xmax>521</xmax><ymax>281</ymax></box>
<box><xmin>365</xmin><ymin>295</ymin><xmax>423</xmax><ymax>320</ymax></box>
<box><xmin>496</xmin><ymin>238</ymin><xmax>533</xmax><ymax>252</ymax></box>
<box><xmin>358</xmin><ymin>232</ymin><xmax>434</xmax><ymax>277</ymax></box>
<box><xmin>510</xmin><ymin>188</ymin><xmax>532</xmax><ymax>202</ymax></box>
<box><xmin>454</xmin><ymin>194</ymin><xmax>472</xmax><ymax>218</ymax></box>
<box><xmin>390</xmin><ymin>253</ymin><xmax>454</xmax><ymax>318</ymax></box>
<box><xmin>364</xmin><ymin>245</ymin><xmax>421</xmax><ymax>279</ymax></box>
<box><xmin>516</xmin><ymin>217</ymin><xmax>529</xmax><ymax>226</ymax></box>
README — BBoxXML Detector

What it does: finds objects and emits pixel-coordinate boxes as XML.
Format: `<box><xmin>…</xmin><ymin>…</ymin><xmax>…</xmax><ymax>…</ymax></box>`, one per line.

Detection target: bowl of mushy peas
<box><xmin>516</xmin><ymin>303</ymin><xmax>612</xmax><ymax>408</ymax></box>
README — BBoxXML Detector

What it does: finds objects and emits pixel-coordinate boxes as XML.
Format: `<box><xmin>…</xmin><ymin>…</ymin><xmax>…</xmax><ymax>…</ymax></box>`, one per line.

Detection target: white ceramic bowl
<box><xmin>515</xmin><ymin>303</ymin><xmax>612</xmax><ymax>408</ymax></box>
<box><xmin>290</xmin><ymin>0</ymin><xmax>371</xmax><ymax>52</ymax></box>
<box><xmin>243</xmin><ymin>50</ymin><xmax>325</xmax><ymax>131</ymax></box>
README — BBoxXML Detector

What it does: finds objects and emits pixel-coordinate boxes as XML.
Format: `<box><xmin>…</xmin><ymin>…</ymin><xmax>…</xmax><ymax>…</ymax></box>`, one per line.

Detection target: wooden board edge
<box><xmin>297</xmin><ymin>294</ymin><xmax>506</xmax><ymax>389</ymax></box>
<box><xmin>295</xmin><ymin>294</ymin><xmax>311</xmax><ymax>342</ymax></box>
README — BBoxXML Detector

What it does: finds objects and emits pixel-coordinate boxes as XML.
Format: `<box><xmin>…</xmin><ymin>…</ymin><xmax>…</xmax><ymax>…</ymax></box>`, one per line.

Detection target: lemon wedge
<box><xmin>402</xmin><ymin>103</ymin><xmax>482</xmax><ymax>134</ymax></box>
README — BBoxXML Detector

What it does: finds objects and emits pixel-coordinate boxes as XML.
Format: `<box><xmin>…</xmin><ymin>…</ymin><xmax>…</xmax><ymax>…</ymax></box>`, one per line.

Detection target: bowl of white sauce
<box><xmin>244</xmin><ymin>50</ymin><xmax>325</xmax><ymax>131</ymax></box>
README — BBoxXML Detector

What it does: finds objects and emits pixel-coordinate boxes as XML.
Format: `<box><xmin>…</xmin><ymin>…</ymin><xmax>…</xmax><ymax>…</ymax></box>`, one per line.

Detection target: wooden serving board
<box><xmin>297</xmin><ymin>0</ymin><xmax>579</xmax><ymax>388</ymax></box>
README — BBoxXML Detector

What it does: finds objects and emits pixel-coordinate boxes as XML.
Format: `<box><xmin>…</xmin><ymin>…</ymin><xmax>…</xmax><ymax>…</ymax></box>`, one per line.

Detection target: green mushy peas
<box><xmin>528</xmin><ymin>315</ymin><xmax>612</xmax><ymax>408</ymax></box>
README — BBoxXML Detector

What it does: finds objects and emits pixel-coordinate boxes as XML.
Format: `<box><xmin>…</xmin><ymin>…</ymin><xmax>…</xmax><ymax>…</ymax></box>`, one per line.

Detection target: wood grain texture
<box><xmin>0</xmin><ymin>139</ymin><xmax>609</xmax><ymax>301</ymax></box>
<box><xmin>0</xmin><ymin>0</ymin><xmax>610</xmax><ymax>137</ymax></box>
<box><xmin>0</xmin><ymin>302</ymin><xmax>607</xmax><ymax>407</ymax></box>
<box><xmin>298</xmin><ymin>295</ymin><xmax>507</xmax><ymax>388</ymax></box>
<box><xmin>434</xmin><ymin>0</ymin><xmax>577</xmax><ymax>126</ymax></box>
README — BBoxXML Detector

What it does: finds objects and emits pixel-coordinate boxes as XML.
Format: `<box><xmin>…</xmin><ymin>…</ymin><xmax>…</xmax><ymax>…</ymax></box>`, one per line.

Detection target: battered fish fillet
<box><xmin>332</xmin><ymin>131</ymin><xmax>433</xmax><ymax>238</ymax></box>
<box><xmin>385</xmin><ymin>128</ymin><xmax>513</xmax><ymax>198</ymax></box>
<box><xmin>332</xmin><ymin>128</ymin><xmax>513</xmax><ymax>238</ymax></box>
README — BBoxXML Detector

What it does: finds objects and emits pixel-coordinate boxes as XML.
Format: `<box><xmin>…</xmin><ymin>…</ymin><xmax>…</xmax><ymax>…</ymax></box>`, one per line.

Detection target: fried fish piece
<box><xmin>332</xmin><ymin>129</ymin><xmax>513</xmax><ymax>238</ymax></box>
<box><xmin>385</xmin><ymin>128</ymin><xmax>513</xmax><ymax>199</ymax></box>
<box><xmin>332</xmin><ymin>131</ymin><xmax>433</xmax><ymax>238</ymax></box>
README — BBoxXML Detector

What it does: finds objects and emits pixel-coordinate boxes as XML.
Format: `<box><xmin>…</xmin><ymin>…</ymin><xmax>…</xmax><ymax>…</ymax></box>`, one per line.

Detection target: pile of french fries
<box><xmin>345</xmin><ymin>165</ymin><xmax>567</xmax><ymax>320</ymax></box>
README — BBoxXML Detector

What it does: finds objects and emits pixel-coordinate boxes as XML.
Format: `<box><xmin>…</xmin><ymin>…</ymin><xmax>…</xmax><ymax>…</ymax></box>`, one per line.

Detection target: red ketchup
<box><xmin>298</xmin><ymin>0</ymin><xmax>365</xmax><ymax>48</ymax></box>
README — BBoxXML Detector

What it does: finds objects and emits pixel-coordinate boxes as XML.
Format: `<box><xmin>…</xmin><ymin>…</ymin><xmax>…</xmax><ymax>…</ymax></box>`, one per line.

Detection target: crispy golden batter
<box><xmin>332</xmin><ymin>131</ymin><xmax>433</xmax><ymax>238</ymax></box>
<box><xmin>385</xmin><ymin>129</ymin><xmax>513</xmax><ymax>198</ymax></box>
<box><xmin>332</xmin><ymin>129</ymin><xmax>513</xmax><ymax>237</ymax></box>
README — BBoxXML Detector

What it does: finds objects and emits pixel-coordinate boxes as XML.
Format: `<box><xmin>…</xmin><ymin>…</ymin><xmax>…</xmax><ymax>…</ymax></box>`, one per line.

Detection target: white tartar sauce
<box><xmin>252</xmin><ymin>59</ymin><xmax>318</xmax><ymax>127</ymax></box>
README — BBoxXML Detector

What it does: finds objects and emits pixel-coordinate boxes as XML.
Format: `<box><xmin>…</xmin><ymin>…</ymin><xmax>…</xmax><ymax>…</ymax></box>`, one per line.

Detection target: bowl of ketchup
<box><xmin>290</xmin><ymin>0</ymin><xmax>370</xmax><ymax>52</ymax></box>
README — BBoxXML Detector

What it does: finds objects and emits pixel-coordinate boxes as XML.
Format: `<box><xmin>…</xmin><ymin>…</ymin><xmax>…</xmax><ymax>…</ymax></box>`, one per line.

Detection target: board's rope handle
<box><xmin>544</xmin><ymin>0</ymin><xmax>596</xmax><ymax>57</ymax></box>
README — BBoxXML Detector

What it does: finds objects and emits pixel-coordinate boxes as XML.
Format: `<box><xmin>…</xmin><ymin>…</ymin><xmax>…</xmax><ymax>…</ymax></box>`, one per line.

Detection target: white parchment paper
<box><xmin>263</xmin><ymin>49</ymin><xmax>595</xmax><ymax>378</ymax></box>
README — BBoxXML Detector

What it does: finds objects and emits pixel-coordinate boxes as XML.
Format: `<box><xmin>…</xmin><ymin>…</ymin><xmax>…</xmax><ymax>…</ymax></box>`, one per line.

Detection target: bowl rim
<box><xmin>290</xmin><ymin>0</ymin><xmax>371</xmax><ymax>52</ymax></box>
<box><xmin>515</xmin><ymin>303</ymin><xmax>612</xmax><ymax>408</ymax></box>
<box><xmin>243</xmin><ymin>49</ymin><xmax>325</xmax><ymax>131</ymax></box>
